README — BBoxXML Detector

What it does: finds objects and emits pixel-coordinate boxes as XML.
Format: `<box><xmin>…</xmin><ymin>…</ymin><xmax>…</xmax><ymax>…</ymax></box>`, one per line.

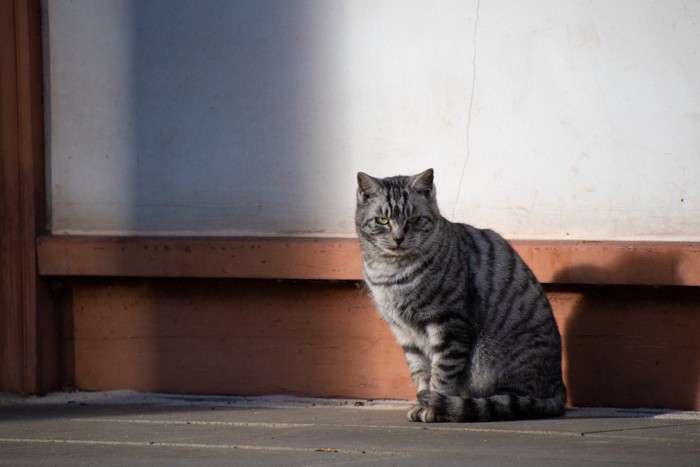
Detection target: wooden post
<box><xmin>0</xmin><ymin>0</ymin><xmax>56</xmax><ymax>394</ymax></box>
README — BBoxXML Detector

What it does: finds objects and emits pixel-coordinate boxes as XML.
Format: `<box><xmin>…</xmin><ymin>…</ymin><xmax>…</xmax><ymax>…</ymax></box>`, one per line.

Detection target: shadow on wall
<box><xmin>553</xmin><ymin>253</ymin><xmax>700</xmax><ymax>411</ymax></box>
<box><xmin>60</xmin><ymin>2</ymin><xmax>360</xmax><ymax>397</ymax></box>
<box><xmin>130</xmin><ymin>0</ymin><xmax>350</xmax><ymax>235</ymax></box>
<box><xmin>70</xmin><ymin>278</ymin><xmax>414</xmax><ymax>400</ymax></box>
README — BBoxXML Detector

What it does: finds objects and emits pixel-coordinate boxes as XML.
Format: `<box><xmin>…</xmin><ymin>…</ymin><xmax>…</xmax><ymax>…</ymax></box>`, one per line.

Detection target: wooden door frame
<box><xmin>0</xmin><ymin>0</ymin><xmax>57</xmax><ymax>394</ymax></box>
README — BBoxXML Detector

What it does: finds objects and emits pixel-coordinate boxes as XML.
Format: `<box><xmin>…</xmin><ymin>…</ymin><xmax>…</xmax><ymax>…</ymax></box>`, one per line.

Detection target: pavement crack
<box><xmin>0</xmin><ymin>437</ymin><xmax>406</xmax><ymax>457</ymax></box>
<box><xmin>581</xmin><ymin>421</ymin><xmax>700</xmax><ymax>437</ymax></box>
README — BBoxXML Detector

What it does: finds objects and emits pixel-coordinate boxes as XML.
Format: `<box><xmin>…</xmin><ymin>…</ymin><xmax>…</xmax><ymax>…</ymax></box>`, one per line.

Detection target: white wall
<box><xmin>46</xmin><ymin>0</ymin><xmax>700</xmax><ymax>240</ymax></box>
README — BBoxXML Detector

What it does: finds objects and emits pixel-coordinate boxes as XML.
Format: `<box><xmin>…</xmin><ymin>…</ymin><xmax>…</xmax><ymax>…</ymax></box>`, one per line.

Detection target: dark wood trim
<box><xmin>37</xmin><ymin>235</ymin><xmax>700</xmax><ymax>286</ymax></box>
<box><xmin>0</xmin><ymin>0</ymin><xmax>54</xmax><ymax>394</ymax></box>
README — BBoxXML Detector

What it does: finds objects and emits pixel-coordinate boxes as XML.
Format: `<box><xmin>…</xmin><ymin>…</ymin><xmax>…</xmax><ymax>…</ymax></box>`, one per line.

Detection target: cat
<box><xmin>355</xmin><ymin>168</ymin><xmax>567</xmax><ymax>422</ymax></box>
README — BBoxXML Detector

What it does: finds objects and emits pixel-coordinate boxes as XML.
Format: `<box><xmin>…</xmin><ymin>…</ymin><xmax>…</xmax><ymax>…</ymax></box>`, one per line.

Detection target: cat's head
<box><xmin>355</xmin><ymin>168</ymin><xmax>441</xmax><ymax>256</ymax></box>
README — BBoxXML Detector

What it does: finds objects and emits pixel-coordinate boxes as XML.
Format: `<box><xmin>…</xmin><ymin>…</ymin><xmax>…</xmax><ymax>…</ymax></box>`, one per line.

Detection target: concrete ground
<box><xmin>0</xmin><ymin>391</ymin><xmax>698</xmax><ymax>466</ymax></box>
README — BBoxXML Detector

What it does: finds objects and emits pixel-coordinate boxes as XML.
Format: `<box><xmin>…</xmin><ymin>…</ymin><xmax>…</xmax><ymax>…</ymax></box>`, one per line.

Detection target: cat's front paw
<box><xmin>407</xmin><ymin>390</ymin><xmax>446</xmax><ymax>422</ymax></box>
<box><xmin>407</xmin><ymin>404</ymin><xmax>440</xmax><ymax>422</ymax></box>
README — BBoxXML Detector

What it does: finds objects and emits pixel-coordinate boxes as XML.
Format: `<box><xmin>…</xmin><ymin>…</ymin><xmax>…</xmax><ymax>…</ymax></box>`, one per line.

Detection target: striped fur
<box><xmin>355</xmin><ymin>169</ymin><xmax>567</xmax><ymax>423</ymax></box>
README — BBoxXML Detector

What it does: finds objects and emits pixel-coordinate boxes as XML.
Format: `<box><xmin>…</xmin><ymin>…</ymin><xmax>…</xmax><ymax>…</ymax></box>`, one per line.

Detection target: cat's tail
<box><xmin>411</xmin><ymin>389</ymin><xmax>567</xmax><ymax>423</ymax></box>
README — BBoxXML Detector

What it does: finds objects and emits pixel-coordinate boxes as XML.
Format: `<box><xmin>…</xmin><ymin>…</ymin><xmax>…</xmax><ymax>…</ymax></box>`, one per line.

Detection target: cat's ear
<box><xmin>357</xmin><ymin>172</ymin><xmax>381</xmax><ymax>202</ymax></box>
<box><xmin>410</xmin><ymin>168</ymin><xmax>434</xmax><ymax>197</ymax></box>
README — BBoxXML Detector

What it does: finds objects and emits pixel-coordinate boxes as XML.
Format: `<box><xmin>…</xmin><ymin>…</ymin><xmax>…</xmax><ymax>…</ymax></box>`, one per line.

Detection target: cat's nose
<box><xmin>393</xmin><ymin>235</ymin><xmax>405</xmax><ymax>246</ymax></box>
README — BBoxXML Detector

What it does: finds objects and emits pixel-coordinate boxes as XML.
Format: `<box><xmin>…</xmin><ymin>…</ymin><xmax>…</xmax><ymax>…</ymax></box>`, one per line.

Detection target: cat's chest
<box><xmin>367</xmin><ymin>280</ymin><xmax>430</xmax><ymax>330</ymax></box>
<box><xmin>368</xmin><ymin>285</ymin><xmax>404</xmax><ymax>315</ymax></box>
<box><xmin>362</xmin><ymin>255</ymin><xmax>435</xmax><ymax>319</ymax></box>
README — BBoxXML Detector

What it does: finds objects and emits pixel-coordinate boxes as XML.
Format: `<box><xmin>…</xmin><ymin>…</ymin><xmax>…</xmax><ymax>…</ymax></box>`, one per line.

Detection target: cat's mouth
<box><xmin>385</xmin><ymin>245</ymin><xmax>414</xmax><ymax>256</ymax></box>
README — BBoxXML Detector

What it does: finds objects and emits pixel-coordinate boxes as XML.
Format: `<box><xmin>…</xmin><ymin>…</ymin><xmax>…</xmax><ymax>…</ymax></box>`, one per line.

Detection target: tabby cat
<box><xmin>355</xmin><ymin>168</ymin><xmax>567</xmax><ymax>422</ymax></box>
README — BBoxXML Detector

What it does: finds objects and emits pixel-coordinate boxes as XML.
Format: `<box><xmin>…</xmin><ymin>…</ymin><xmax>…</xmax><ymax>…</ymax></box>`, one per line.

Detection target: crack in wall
<box><xmin>452</xmin><ymin>0</ymin><xmax>480</xmax><ymax>220</ymax></box>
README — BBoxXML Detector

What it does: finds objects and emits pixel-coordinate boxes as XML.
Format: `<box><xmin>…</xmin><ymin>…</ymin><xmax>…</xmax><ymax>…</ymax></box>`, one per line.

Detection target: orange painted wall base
<box><xmin>70</xmin><ymin>279</ymin><xmax>414</xmax><ymax>400</ymax></box>
<box><xmin>64</xmin><ymin>278</ymin><xmax>700</xmax><ymax>410</ymax></box>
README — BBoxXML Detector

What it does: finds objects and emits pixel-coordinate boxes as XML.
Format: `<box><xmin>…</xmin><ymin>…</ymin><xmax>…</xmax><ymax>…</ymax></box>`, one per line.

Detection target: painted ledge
<box><xmin>36</xmin><ymin>235</ymin><xmax>700</xmax><ymax>286</ymax></box>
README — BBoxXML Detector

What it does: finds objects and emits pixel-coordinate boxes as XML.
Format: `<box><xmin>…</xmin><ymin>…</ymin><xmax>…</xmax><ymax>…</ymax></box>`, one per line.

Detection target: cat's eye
<box><xmin>407</xmin><ymin>216</ymin><xmax>419</xmax><ymax>224</ymax></box>
<box><xmin>375</xmin><ymin>217</ymin><xmax>390</xmax><ymax>225</ymax></box>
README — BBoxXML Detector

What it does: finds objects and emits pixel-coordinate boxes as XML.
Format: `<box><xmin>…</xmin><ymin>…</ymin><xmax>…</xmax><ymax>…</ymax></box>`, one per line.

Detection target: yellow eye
<box><xmin>375</xmin><ymin>217</ymin><xmax>389</xmax><ymax>225</ymax></box>
<box><xmin>407</xmin><ymin>216</ymin><xmax>419</xmax><ymax>224</ymax></box>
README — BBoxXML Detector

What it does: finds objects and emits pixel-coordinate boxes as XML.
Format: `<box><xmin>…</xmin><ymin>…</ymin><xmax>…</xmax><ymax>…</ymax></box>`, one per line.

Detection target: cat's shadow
<box><xmin>552</xmin><ymin>252</ymin><xmax>699</xmax><ymax>411</ymax></box>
